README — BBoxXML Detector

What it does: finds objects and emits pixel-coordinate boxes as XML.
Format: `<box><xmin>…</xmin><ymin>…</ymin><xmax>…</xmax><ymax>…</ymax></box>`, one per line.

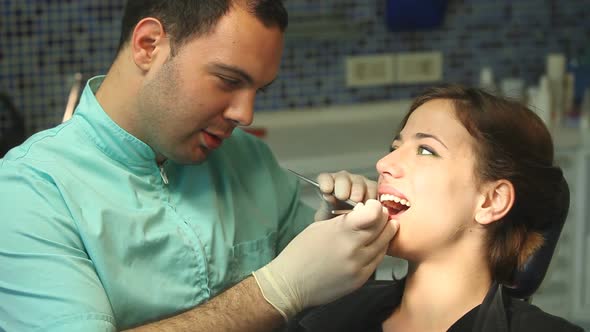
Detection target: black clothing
<box><xmin>283</xmin><ymin>279</ymin><xmax>584</xmax><ymax>332</ymax></box>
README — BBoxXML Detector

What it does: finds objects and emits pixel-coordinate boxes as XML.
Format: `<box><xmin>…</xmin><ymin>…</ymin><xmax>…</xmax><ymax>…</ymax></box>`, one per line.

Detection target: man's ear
<box><xmin>130</xmin><ymin>17</ymin><xmax>169</xmax><ymax>71</ymax></box>
<box><xmin>475</xmin><ymin>180</ymin><xmax>514</xmax><ymax>225</ymax></box>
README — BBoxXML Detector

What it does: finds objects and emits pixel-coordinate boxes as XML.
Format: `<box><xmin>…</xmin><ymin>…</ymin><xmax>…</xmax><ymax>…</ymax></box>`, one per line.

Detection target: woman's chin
<box><xmin>386</xmin><ymin>241</ymin><xmax>399</xmax><ymax>257</ymax></box>
<box><xmin>386</xmin><ymin>237</ymin><xmax>413</xmax><ymax>260</ymax></box>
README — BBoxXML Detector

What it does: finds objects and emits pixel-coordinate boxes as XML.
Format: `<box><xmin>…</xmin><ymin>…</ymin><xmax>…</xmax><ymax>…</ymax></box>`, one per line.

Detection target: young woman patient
<box><xmin>284</xmin><ymin>85</ymin><xmax>583</xmax><ymax>332</ymax></box>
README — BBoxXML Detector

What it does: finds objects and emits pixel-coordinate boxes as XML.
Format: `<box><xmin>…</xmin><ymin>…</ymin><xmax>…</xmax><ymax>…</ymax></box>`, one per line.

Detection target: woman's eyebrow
<box><xmin>415</xmin><ymin>132</ymin><xmax>448</xmax><ymax>149</ymax></box>
<box><xmin>393</xmin><ymin>132</ymin><xmax>448</xmax><ymax>149</ymax></box>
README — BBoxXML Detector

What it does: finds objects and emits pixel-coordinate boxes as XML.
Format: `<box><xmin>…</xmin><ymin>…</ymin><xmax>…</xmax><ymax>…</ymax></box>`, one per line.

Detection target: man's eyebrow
<box><xmin>210</xmin><ymin>63</ymin><xmax>254</xmax><ymax>85</ymax></box>
<box><xmin>392</xmin><ymin>132</ymin><xmax>448</xmax><ymax>149</ymax></box>
<box><xmin>209</xmin><ymin>62</ymin><xmax>276</xmax><ymax>89</ymax></box>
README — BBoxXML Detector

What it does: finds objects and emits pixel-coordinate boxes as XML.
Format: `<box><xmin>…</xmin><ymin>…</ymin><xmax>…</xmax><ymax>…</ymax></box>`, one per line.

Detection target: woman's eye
<box><xmin>389</xmin><ymin>145</ymin><xmax>398</xmax><ymax>152</ymax></box>
<box><xmin>418</xmin><ymin>145</ymin><xmax>436</xmax><ymax>156</ymax></box>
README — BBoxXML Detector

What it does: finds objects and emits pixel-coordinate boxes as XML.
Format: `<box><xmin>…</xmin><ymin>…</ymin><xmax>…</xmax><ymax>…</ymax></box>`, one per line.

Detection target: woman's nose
<box><xmin>376</xmin><ymin>150</ymin><xmax>404</xmax><ymax>178</ymax></box>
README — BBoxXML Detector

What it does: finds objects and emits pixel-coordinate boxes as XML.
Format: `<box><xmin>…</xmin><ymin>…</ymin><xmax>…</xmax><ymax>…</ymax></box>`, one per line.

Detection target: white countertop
<box><xmin>252</xmin><ymin>99</ymin><xmax>412</xmax><ymax>177</ymax></box>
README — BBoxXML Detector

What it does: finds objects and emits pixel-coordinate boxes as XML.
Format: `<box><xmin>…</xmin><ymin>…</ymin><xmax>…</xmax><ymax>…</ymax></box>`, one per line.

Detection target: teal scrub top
<box><xmin>0</xmin><ymin>76</ymin><xmax>314</xmax><ymax>331</ymax></box>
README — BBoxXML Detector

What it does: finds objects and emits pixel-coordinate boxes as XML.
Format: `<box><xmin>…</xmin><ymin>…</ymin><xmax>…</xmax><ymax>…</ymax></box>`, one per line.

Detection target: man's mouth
<box><xmin>201</xmin><ymin>131</ymin><xmax>223</xmax><ymax>150</ymax></box>
<box><xmin>379</xmin><ymin>193</ymin><xmax>411</xmax><ymax>218</ymax></box>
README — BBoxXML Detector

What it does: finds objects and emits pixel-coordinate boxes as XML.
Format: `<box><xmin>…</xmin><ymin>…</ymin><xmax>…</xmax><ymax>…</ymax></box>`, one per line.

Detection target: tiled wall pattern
<box><xmin>1</xmin><ymin>0</ymin><xmax>590</xmax><ymax>135</ymax></box>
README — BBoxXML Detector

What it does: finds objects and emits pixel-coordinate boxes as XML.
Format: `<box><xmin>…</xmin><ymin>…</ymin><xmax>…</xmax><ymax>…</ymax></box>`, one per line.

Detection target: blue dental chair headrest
<box><xmin>504</xmin><ymin>174</ymin><xmax>570</xmax><ymax>299</ymax></box>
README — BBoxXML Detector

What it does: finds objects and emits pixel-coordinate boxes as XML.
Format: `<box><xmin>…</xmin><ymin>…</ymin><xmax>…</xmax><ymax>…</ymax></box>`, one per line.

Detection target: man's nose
<box><xmin>225</xmin><ymin>92</ymin><xmax>255</xmax><ymax>126</ymax></box>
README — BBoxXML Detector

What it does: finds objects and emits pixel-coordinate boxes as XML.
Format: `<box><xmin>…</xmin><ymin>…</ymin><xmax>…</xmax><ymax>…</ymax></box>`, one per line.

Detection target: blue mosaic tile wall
<box><xmin>1</xmin><ymin>0</ymin><xmax>590</xmax><ymax>135</ymax></box>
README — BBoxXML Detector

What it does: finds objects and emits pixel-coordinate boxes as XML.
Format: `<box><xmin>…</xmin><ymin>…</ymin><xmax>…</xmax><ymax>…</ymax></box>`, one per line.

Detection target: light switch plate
<box><xmin>345</xmin><ymin>54</ymin><xmax>395</xmax><ymax>87</ymax></box>
<box><xmin>395</xmin><ymin>51</ymin><xmax>443</xmax><ymax>84</ymax></box>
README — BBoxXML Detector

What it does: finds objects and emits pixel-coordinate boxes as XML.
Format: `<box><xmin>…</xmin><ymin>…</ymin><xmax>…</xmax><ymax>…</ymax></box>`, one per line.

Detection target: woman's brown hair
<box><xmin>399</xmin><ymin>84</ymin><xmax>568</xmax><ymax>285</ymax></box>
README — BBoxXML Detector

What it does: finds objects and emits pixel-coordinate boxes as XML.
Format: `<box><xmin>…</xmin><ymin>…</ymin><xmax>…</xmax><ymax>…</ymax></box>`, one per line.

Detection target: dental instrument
<box><xmin>287</xmin><ymin>169</ymin><xmax>357</xmax><ymax>213</ymax></box>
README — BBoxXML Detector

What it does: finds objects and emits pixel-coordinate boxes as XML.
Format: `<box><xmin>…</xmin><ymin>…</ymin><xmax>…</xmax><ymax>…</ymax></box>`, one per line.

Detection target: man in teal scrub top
<box><xmin>0</xmin><ymin>1</ymin><xmax>398</xmax><ymax>331</ymax></box>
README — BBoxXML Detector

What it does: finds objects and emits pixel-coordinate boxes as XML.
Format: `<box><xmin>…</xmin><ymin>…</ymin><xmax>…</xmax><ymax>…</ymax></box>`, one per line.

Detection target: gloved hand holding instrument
<box><xmin>252</xmin><ymin>170</ymin><xmax>399</xmax><ymax>321</ymax></box>
<box><xmin>287</xmin><ymin>169</ymin><xmax>377</xmax><ymax>220</ymax></box>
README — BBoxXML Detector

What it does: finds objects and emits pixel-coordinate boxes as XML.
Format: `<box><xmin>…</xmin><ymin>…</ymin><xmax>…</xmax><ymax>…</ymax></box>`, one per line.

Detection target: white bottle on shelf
<box><xmin>546</xmin><ymin>54</ymin><xmax>566</xmax><ymax>126</ymax></box>
<box><xmin>479</xmin><ymin>66</ymin><xmax>497</xmax><ymax>94</ymax></box>
<box><xmin>530</xmin><ymin>75</ymin><xmax>553</xmax><ymax>127</ymax></box>
<box><xmin>580</xmin><ymin>88</ymin><xmax>590</xmax><ymax>137</ymax></box>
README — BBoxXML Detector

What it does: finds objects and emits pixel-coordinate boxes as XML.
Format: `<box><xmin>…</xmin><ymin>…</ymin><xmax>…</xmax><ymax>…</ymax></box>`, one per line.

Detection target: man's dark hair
<box><xmin>117</xmin><ymin>0</ymin><xmax>288</xmax><ymax>55</ymax></box>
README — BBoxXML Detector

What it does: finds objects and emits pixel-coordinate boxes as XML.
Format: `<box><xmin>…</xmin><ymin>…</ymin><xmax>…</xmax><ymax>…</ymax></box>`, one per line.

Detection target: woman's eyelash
<box><xmin>389</xmin><ymin>144</ymin><xmax>438</xmax><ymax>156</ymax></box>
<box><xmin>418</xmin><ymin>145</ymin><xmax>437</xmax><ymax>156</ymax></box>
<box><xmin>389</xmin><ymin>143</ymin><xmax>438</xmax><ymax>157</ymax></box>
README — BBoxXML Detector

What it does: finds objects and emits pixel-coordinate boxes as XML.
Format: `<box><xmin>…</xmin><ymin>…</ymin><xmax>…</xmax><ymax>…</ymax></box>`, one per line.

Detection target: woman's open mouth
<box><xmin>379</xmin><ymin>193</ymin><xmax>411</xmax><ymax>219</ymax></box>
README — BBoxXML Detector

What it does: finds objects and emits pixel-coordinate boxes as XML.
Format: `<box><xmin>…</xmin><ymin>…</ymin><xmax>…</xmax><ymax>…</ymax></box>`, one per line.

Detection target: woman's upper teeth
<box><xmin>379</xmin><ymin>193</ymin><xmax>411</xmax><ymax>207</ymax></box>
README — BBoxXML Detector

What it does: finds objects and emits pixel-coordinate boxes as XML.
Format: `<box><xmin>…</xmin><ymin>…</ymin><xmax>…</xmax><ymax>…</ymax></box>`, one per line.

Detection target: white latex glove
<box><xmin>252</xmin><ymin>200</ymin><xmax>399</xmax><ymax>321</ymax></box>
<box><xmin>314</xmin><ymin>171</ymin><xmax>378</xmax><ymax>221</ymax></box>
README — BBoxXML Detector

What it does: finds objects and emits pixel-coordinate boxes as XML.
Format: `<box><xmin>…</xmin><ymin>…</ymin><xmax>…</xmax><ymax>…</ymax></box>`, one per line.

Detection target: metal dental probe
<box><xmin>287</xmin><ymin>169</ymin><xmax>357</xmax><ymax>214</ymax></box>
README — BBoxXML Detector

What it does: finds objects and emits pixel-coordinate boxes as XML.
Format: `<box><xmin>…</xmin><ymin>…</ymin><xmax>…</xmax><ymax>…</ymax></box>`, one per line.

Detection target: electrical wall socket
<box><xmin>395</xmin><ymin>51</ymin><xmax>443</xmax><ymax>84</ymax></box>
<box><xmin>344</xmin><ymin>51</ymin><xmax>443</xmax><ymax>87</ymax></box>
<box><xmin>345</xmin><ymin>54</ymin><xmax>395</xmax><ymax>87</ymax></box>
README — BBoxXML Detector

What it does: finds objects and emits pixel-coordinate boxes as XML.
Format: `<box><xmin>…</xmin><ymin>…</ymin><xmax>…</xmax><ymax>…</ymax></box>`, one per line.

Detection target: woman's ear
<box><xmin>130</xmin><ymin>17</ymin><xmax>169</xmax><ymax>71</ymax></box>
<box><xmin>475</xmin><ymin>180</ymin><xmax>514</xmax><ymax>225</ymax></box>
